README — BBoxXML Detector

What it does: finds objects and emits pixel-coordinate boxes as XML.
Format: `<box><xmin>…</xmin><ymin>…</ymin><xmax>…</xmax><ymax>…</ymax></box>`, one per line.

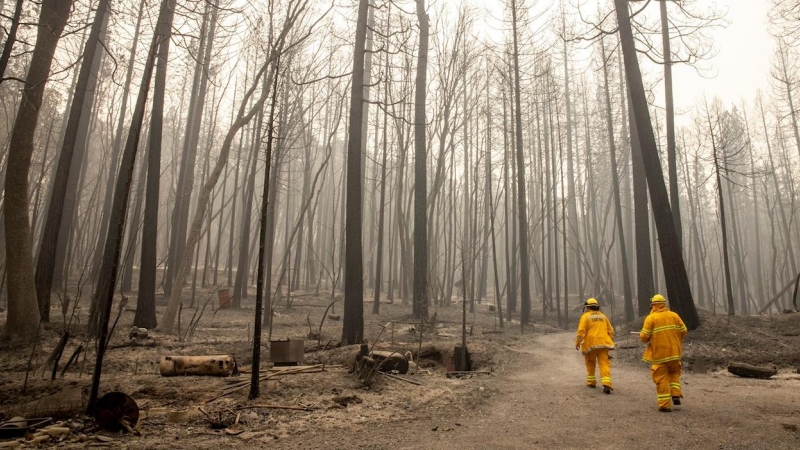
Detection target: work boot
<box><xmin>587</xmin><ymin>384</ymin><xmax>596</xmax><ymax>388</ymax></box>
<box><xmin>658</xmin><ymin>408</ymin><xmax>672</xmax><ymax>413</ymax></box>
<box><xmin>603</xmin><ymin>386</ymin><xmax>612</xmax><ymax>395</ymax></box>
<box><xmin>672</xmin><ymin>397</ymin><xmax>681</xmax><ymax>409</ymax></box>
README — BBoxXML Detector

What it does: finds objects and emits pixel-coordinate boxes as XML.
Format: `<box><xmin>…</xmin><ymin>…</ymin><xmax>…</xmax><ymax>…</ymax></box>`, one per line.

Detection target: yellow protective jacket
<box><xmin>575</xmin><ymin>310</ymin><xmax>615</xmax><ymax>354</ymax></box>
<box><xmin>639</xmin><ymin>304</ymin><xmax>688</xmax><ymax>364</ymax></box>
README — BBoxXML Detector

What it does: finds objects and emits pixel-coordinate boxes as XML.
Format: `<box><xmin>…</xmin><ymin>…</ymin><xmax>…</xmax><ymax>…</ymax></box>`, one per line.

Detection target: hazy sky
<box><xmin>466</xmin><ymin>0</ymin><xmax>775</xmax><ymax>117</ymax></box>
<box><xmin>669</xmin><ymin>1</ymin><xmax>773</xmax><ymax>114</ymax></box>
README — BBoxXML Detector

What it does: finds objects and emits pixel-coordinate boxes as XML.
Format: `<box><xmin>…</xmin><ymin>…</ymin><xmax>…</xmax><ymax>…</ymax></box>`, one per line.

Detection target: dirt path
<box><xmin>272</xmin><ymin>331</ymin><xmax>800</xmax><ymax>450</ymax></box>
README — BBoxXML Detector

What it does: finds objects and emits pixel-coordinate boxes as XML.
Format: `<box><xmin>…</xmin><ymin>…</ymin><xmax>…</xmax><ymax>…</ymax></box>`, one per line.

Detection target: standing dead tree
<box><xmin>412</xmin><ymin>0</ymin><xmax>430</xmax><ymax>322</ymax></box>
<box><xmin>342</xmin><ymin>0</ymin><xmax>369</xmax><ymax>346</ymax></box>
<box><xmin>2</xmin><ymin>0</ymin><xmax>73</xmax><ymax>339</ymax></box>
<box><xmin>159</xmin><ymin>0</ymin><xmax>322</xmax><ymax>334</ymax></box>
<box><xmin>87</xmin><ymin>0</ymin><xmax>176</xmax><ymax>413</ymax></box>
<box><xmin>250</xmin><ymin>49</ymin><xmax>281</xmax><ymax>400</ymax></box>
<box><xmin>613</xmin><ymin>0</ymin><xmax>700</xmax><ymax>329</ymax></box>
<box><xmin>35</xmin><ymin>0</ymin><xmax>110</xmax><ymax>322</ymax></box>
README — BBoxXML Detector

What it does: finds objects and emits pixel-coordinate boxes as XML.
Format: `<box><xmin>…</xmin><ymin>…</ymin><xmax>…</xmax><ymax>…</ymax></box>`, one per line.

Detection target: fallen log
<box><xmin>727</xmin><ymin>362</ymin><xmax>777</xmax><ymax>379</ymax></box>
<box><xmin>758</xmin><ymin>273</ymin><xmax>800</xmax><ymax>314</ymax></box>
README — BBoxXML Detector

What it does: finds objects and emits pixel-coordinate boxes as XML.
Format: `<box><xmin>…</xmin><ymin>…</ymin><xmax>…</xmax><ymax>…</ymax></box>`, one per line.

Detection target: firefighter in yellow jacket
<box><xmin>640</xmin><ymin>294</ymin><xmax>688</xmax><ymax>412</ymax></box>
<box><xmin>575</xmin><ymin>298</ymin><xmax>615</xmax><ymax>394</ymax></box>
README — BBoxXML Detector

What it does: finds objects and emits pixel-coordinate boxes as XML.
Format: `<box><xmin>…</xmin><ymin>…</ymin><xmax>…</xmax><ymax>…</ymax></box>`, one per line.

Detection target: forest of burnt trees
<box><xmin>1</xmin><ymin>0</ymin><xmax>799</xmax><ymax>355</ymax></box>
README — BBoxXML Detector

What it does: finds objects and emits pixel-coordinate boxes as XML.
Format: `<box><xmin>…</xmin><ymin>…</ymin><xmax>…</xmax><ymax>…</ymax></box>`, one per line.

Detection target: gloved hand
<box><xmin>575</xmin><ymin>345</ymin><xmax>580</xmax><ymax>351</ymax></box>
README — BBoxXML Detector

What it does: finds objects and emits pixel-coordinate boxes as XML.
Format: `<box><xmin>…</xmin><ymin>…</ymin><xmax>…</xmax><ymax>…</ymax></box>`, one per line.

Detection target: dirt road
<box><xmin>271</xmin><ymin>331</ymin><xmax>800</xmax><ymax>450</ymax></box>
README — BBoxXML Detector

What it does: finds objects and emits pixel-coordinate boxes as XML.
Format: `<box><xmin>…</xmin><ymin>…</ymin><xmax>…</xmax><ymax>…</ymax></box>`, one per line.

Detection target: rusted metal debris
<box><xmin>269</xmin><ymin>339</ymin><xmax>304</xmax><ymax>366</ymax></box>
<box><xmin>94</xmin><ymin>392</ymin><xmax>139</xmax><ymax>433</ymax></box>
<box><xmin>159</xmin><ymin>355</ymin><xmax>238</xmax><ymax>377</ymax></box>
<box><xmin>128</xmin><ymin>327</ymin><xmax>149</xmax><ymax>340</ymax></box>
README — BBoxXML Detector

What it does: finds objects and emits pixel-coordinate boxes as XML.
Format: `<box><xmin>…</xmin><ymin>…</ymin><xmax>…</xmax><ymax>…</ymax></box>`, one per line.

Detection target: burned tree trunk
<box><xmin>134</xmin><ymin>4</ymin><xmax>175</xmax><ymax>330</ymax></box>
<box><xmin>164</xmin><ymin>2</ymin><xmax>218</xmax><ymax>296</ymax></box>
<box><xmin>35</xmin><ymin>0</ymin><xmax>110</xmax><ymax>321</ymax></box>
<box><xmin>88</xmin><ymin>0</ymin><xmax>175</xmax><ymax>412</ymax></box>
<box><xmin>727</xmin><ymin>362</ymin><xmax>777</xmax><ymax>379</ymax></box>
<box><xmin>2</xmin><ymin>0</ymin><xmax>73</xmax><ymax>339</ymax></box>
<box><xmin>341</xmin><ymin>0</ymin><xmax>369</xmax><ymax>345</ymax></box>
<box><xmin>250</xmin><ymin>57</ymin><xmax>280</xmax><ymax>400</ymax></box>
<box><xmin>510</xmin><ymin>0</ymin><xmax>532</xmax><ymax>325</ymax></box>
<box><xmin>629</xmin><ymin>86</ymin><xmax>654</xmax><ymax>317</ymax></box>
<box><xmin>413</xmin><ymin>0</ymin><xmax>429</xmax><ymax>321</ymax></box>
<box><xmin>613</xmin><ymin>0</ymin><xmax>699</xmax><ymax>330</ymax></box>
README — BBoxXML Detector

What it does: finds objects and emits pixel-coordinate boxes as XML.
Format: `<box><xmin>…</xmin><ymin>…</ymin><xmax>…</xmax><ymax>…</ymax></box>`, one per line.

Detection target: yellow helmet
<box><xmin>585</xmin><ymin>298</ymin><xmax>599</xmax><ymax>307</ymax></box>
<box><xmin>651</xmin><ymin>294</ymin><xmax>666</xmax><ymax>304</ymax></box>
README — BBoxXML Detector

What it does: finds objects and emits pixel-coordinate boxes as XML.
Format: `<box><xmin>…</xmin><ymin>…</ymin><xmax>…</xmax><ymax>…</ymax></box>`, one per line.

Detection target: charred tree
<box><xmin>413</xmin><ymin>0</ymin><xmax>429</xmax><ymax>321</ymax></box>
<box><xmin>88</xmin><ymin>0</ymin><xmax>175</xmax><ymax>412</ymax></box>
<box><xmin>629</xmin><ymin>86</ymin><xmax>654</xmax><ymax>317</ymax></box>
<box><xmin>164</xmin><ymin>1</ymin><xmax>218</xmax><ymax>296</ymax></box>
<box><xmin>134</xmin><ymin>3</ymin><xmax>175</xmax><ymax>330</ymax></box>
<box><xmin>341</xmin><ymin>0</ymin><xmax>369</xmax><ymax>345</ymax></box>
<box><xmin>510</xmin><ymin>0</ymin><xmax>532</xmax><ymax>325</ymax></box>
<box><xmin>660</xmin><ymin>0</ymin><xmax>683</xmax><ymax>250</ymax></box>
<box><xmin>613</xmin><ymin>0</ymin><xmax>699</xmax><ymax>329</ymax></box>
<box><xmin>34</xmin><ymin>0</ymin><xmax>110</xmax><ymax>321</ymax></box>
<box><xmin>2</xmin><ymin>0</ymin><xmax>73</xmax><ymax>339</ymax></box>
<box><xmin>250</xmin><ymin>57</ymin><xmax>280</xmax><ymax>400</ymax></box>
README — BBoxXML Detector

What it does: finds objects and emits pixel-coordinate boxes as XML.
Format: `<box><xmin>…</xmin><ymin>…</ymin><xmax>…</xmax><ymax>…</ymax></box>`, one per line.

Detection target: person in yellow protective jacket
<box><xmin>640</xmin><ymin>294</ymin><xmax>688</xmax><ymax>412</ymax></box>
<box><xmin>575</xmin><ymin>298</ymin><xmax>615</xmax><ymax>394</ymax></box>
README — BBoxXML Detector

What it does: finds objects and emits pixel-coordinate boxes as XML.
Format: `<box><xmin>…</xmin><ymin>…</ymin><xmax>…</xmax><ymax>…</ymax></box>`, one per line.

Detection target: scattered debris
<box><xmin>0</xmin><ymin>420</ymin><xmax>83</xmax><ymax>447</ymax></box>
<box><xmin>128</xmin><ymin>326</ymin><xmax>149</xmax><ymax>340</ymax></box>
<box><xmin>445</xmin><ymin>370</ymin><xmax>493</xmax><ymax>379</ymax></box>
<box><xmin>405</xmin><ymin>351</ymin><xmax>419</xmax><ymax>374</ymax></box>
<box><xmin>166</xmin><ymin>407</ymin><xmax>202</xmax><ymax>423</ymax></box>
<box><xmin>382</xmin><ymin>373</ymin><xmax>423</xmax><ymax>386</ymax></box>
<box><xmin>211</xmin><ymin>365</ymin><xmax>327</xmax><ymax>402</ymax></box>
<box><xmin>0</xmin><ymin>417</ymin><xmax>51</xmax><ymax>439</ymax></box>
<box><xmin>199</xmin><ymin>407</ymin><xmax>238</xmax><ymax>429</ymax></box>
<box><xmin>159</xmin><ymin>355</ymin><xmax>238</xmax><ymax>377</ymax></box>
<box><xmin>331</xmin><ymin>395</ymin><xmax>362</xmax><ymax>407</ymax></box>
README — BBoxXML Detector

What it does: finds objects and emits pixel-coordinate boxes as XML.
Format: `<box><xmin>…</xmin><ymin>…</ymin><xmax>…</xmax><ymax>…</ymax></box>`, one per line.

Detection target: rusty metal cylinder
<box><xmin>159</xmin><ymin>355</ymin><xmax>236</xmax><ymax>377</ymax></box>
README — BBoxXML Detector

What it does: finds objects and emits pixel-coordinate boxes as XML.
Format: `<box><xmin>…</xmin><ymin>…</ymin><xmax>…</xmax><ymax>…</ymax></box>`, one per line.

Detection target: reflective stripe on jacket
<box><xmin>639</xmin><ymin>304</ymin><xmax>688</xmax><ymax>364</ymax></box>
<box><xmin>575</xmin><ymin>310</ymin><xmax>615</xmax><ymax>354</ymax></box>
